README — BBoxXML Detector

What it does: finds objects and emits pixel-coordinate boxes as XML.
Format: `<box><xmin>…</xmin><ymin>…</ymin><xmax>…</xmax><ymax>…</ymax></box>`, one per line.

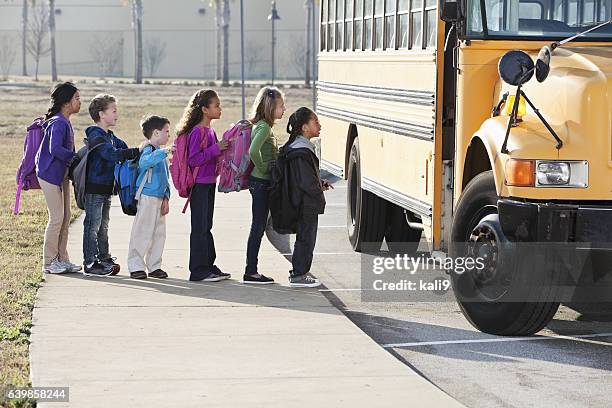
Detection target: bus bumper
<box><xmin>498</xmin><ymin>199</ymin><xmax>612</xmax><ymax>244</ymax></box>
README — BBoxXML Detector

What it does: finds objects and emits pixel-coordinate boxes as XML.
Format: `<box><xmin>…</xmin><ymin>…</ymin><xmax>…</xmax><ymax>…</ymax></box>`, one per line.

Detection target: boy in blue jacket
<box><xmin>127</xmin><ymin>115</ymin><xmax>174</xmax><ymax>279</ymax></box>
<box><xmin>83</xmin><ymin>94</ymin><xmax>140</xmax><ymax>277</ymax></box>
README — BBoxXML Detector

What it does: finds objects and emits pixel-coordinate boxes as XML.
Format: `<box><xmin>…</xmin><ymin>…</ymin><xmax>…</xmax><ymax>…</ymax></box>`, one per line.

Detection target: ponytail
<box><xmin>283</xmin><ymin>107</ymin><xmax>314</xmax><ymax>150</ymax></box>
<box><xmin>45</xmin><ymin>82</ymin><xmax>78</xmax><ymax>121</ymax></box>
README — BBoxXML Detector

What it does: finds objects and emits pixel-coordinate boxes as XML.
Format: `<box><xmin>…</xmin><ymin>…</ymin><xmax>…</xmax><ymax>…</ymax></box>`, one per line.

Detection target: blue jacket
<box><xmin>137</xmin><ymin>145</ymin><xmax>171</xmax><ymax>199</ymax></box>
<box><xmin>85</xmin><ymin>126</ymin><xmax>140</xmax><ymax>195</ymax></box>
<box><xmin>36</xmin><ymin>114</ymin><xmax>76</xmax><ymax>186</ymax></box>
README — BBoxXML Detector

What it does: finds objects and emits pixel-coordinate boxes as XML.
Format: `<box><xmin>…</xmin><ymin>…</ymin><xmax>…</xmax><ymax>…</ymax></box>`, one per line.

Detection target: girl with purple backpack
<box><xmin>176</xmin><ymin>89</ymin><xmax>231</xmax><ymax>282</ymax></box>
<box><xmin>35</xmin><ymin>82</ymin><xmax>82</xmax><ymax>274</ymax></box>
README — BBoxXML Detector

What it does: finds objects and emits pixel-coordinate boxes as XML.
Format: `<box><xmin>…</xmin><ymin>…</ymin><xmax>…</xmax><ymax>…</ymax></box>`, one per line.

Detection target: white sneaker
<box><xmin>58</xmin><ymin>261</ymin><xmax>82</xmax><ymax>273</ymax></box>
<box><xmin>44</xmin><ymin>260</ymin><xmax>69</xmax><ymax>274</ymax></box>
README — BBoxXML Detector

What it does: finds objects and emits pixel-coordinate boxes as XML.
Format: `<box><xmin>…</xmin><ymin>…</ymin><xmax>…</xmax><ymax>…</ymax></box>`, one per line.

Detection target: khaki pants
<box><xmin>40</xmin><ymin>177</ymin><xmax>71</xmax><ymax>266</ymax></box>
<box><xmin>128</xmin><ymin>195</ymin><xmax>166</xmax><ymax>273</ymax></box>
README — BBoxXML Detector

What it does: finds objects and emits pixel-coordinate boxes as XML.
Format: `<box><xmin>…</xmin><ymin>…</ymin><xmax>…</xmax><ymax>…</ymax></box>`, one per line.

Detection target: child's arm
<box><xmin>138</xmin><ymin>147</ymin><xmax>168</xmax><ymax>170</ymax></box>
<box><xmin>248</xmin><ymin>123</ymin><xmax>269</xmax><ymax>175</ymax></box>
<box><xmin>48</xmin><ymin>121</ymin><xmax>75</xmax><ymax>164</ymax></box>
<box><xmin>293</xmin><ymin>157</ymin><xmax>324</xmax><ymax>197</ymax></box>
<box><xmin>93</xmin><ymin>137</ymin><xmax>139</xmax><ymax>163</ymax></box>
<box><xmin>187</xmin><ymin>127</ymin><xmax>221</xmax><ymax>167</ymax></box>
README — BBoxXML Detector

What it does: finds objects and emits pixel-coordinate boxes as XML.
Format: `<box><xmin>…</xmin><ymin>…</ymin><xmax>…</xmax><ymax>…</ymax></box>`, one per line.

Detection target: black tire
<box><xmin>450</xmin><ymin>171</ymin><xmax>561</xmax><ymax>335</ymax></box>
<box><xmin>385</xmin><ymin>203</ymin><xmax>422</xmax><ymax>255</ymax></box>
<box><xmin>346</xmin><ymin>138</ymin><xmax>386</xmax><ymax>252</ymax></box>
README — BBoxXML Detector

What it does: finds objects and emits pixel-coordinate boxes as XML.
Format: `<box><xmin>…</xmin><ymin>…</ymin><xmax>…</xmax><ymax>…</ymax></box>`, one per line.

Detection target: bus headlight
<box><xmin>536</xmin><ymin>161</ymin><xmax>569</xmax><ymax>185</ymax></box>
<box><xmin>536</xmin><ymin>160</ymin><xmax>588</xmax><ymax>187</ymax></box>
<box><xmin>505</xmin><ymin>160</ymin><xmax>588</xmax><ymax>188</ymax></box>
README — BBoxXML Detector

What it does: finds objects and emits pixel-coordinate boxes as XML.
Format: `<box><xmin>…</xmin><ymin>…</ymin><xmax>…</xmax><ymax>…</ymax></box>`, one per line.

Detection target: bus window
<box><xmin>425</xmin><ymin>0</ymin><xmax>437</xmax><ymax>48</ymax></box>
<box><xmin>321</xmin><ymin>0</ymin><xmax>328</xmax><ymax>51</ymax></box>
<box><xmin>328</xmin><ymin>0</ymin><xmax>336</xmax><ymax>51</ymax></box>
<box><xmin>345</xmin><ymin>0</ymin><xmax>354</xmax><ymax>50</ymax></box>
<box><xmin>375</xmin><ymin>0</ymin><xmax>384</xmax><ymax>49</ymax></box>
<box><xmin>519</xmin><ymin>2</ymin><xmax>543</xmax><ymax>19</ymax></box>
<box><xmin>411</xmin><ymin>0</ymin><xmax>423</xmax><ymax>49</ymax></box>
<box><xmin>365</xmin><ymin>0</ymin><xmax>374</xmax><ymax>49</ymax></box>
<box><xmin>356</xmin><ymin>0</ymin><xmax>364</xmax><ymax>50</ymax></box>
<box><xmin>467</xmin><ymin>0</ymin><xmax>612</xmax><ymax>38</ymax></box>
<box><xmin>385</xmin><ymin>1</ymin><xmax>397</xmax><ymax>50</ymax></box>
<box><xmin>399</xmin><ymin>0</ymin><xmax>409</xmax><ymax>48</ymax></box>
<box><xmin>337</xmin><ymin>0</ymin><xmax>345</xmax><ymax>51</ymax></box>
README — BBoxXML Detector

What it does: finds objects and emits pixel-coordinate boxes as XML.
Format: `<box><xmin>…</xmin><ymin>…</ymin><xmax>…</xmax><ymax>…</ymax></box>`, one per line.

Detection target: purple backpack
<box><xmin>14</xmin><ymin>117</ymin><xmax>44</xmax><ymax>215</ymax></box>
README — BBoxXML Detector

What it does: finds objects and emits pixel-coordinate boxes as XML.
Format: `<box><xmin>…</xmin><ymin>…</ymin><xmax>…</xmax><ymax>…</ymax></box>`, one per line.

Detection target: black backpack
<box><xmin>269</xmin><ymin>148</ymin><xmax>299</xmax><ymax>234</ymax></box>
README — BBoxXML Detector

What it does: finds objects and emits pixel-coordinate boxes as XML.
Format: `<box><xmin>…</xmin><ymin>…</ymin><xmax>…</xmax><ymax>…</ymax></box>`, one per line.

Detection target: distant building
<box><xmin>0</xmin><ymin>0</ymin><xmax>319</xmax><ymax>80</ymax></box>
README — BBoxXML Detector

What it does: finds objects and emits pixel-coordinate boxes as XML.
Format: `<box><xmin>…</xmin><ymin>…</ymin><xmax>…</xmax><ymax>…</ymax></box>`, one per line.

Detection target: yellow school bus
<box><xmin>317</xmin><ymin>0</ymin><xmax>612</xmax><ymax>335</ymax></box>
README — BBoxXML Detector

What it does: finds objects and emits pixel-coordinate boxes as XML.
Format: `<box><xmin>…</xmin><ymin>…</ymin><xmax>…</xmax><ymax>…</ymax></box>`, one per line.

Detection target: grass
<box><xmin>0</xmin><ymin>80</ymin><xmax>311</xmax><ymax>407</ymax></box>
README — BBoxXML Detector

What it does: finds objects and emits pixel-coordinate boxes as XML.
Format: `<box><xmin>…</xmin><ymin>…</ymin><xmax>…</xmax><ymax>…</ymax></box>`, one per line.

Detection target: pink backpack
<box><xmin>218</xmin><ymin>120</ymin><xmax>254</xmax><ymax>193</ymax></box>
<box><xmin>14</xmin><ymin>117</ymin><xmax>44</xmax><ymax>215</ymax></box>
<box><xmin>169</xmin><ymin>129</ymin><xmax>208</xmax><ymax>213</ymax></box>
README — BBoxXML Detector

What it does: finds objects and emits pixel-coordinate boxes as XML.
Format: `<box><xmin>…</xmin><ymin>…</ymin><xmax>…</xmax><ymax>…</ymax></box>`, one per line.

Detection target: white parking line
<box><xmin>318</xmin><ymin>225</ymin><xmax>346</xmax><ymax>228</ymax></box>
<box><xmin>382</xmin><ymin>332</ymin><xmax>612</xmax><ymax>348</ymax></box>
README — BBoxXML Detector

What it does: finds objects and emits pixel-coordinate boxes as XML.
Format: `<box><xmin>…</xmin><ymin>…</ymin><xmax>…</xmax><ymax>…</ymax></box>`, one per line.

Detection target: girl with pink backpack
<box><xmin>175</xmin><ymin>90</ymin><xmax>231</xmax><ymax>282</ymax></box>
<box><xmin>242</xmin><ymin>87</ymin><xmax>286</xmax><ymax>285</ymax></box>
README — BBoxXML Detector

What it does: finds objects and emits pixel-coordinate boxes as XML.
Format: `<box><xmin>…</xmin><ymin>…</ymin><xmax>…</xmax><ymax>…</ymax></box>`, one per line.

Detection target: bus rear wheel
<box><xmin>346</xmin><ymin>138</ymin><xmax>386</xmax><ymax>252</ymax></box>
<box><xmin>450</xmin><ymin>171</ymin><xmax>561</xmax><ymax>335</ymax></box>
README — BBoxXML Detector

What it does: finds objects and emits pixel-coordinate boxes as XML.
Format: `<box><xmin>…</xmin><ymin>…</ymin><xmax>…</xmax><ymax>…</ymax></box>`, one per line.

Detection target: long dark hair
<box><xmin>45</xmin><ymin>82</ymin><xmax>78</xmax><ymax>121</ymax></box>
<box><xmin>176</xmin><ymin>89</ymin><xmax>218</xmax><ymax>135</ymax></box>
<box><xmin>283</xmin><ymin>107</ymin><xmax>314</xmax><ymax>149</ymax></box>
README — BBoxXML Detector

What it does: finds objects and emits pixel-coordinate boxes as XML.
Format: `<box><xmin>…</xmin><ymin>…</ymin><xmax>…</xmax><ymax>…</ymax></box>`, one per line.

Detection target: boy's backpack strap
<box><xmin>135</xmin><ymin>167</ymin><xmax>153</xmax><ymax>202</ymax></box>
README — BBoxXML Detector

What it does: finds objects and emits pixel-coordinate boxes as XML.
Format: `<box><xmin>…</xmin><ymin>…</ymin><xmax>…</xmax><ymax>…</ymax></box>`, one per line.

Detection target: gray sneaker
<box><xmin>289</xmin><ymin>272</ymin><xmax>321</xmax><ymax>288</ymax></box>
<box><xmin>43</xmin><ymin>260</ymin><xmax>69</xmax><ymax>274</ymax></box>
<box><xmin>58</xmin><ymin>260</ymin><xmax>82</xmax><ymax>273</ymax></box>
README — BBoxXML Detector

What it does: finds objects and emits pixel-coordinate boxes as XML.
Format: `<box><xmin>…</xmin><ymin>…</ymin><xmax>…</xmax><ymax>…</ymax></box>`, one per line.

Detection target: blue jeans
<box><xmin>245</xmin><ymin>176</ymin><xmax>271</xmax><ymax>275</ymax></box>
<box><xmin>291</xmin><ymin>215</ymin><xmax>319</xmax><ymax>277</ymax></box>
<box><xmin>189</xmin><ymin>183</ymin><xmax>217</xmax><ymax>280</ymax></box>
<box><xmin>83</xmin><ymin>193</ymin><xmax>112</xmax><ymax>265</ymax></box>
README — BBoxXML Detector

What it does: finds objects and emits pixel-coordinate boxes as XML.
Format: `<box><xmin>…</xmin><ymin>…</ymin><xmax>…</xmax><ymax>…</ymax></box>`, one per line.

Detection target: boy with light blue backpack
<box><xmin>127</xmin><ymin>115</ymin><xmax>175</xmax><ymax>280</ymax></box>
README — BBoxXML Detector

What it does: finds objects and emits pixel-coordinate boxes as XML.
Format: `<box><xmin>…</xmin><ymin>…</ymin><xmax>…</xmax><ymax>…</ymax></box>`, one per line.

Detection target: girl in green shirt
<box><xmin>243</xmin><ymin>87</ymin><xmax>286</xmax><ymax>285</ymax></box>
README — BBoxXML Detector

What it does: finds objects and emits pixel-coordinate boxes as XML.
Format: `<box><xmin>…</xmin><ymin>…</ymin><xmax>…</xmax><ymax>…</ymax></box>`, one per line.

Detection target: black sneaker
<box><xmin>130</xmin><ymin>271</ymin><xmax>147</xmax><ymax>279</ymax></box>
<box><xmin>83</xmin><ymin>261</ymin><xmax>114</xmax><ymax>277</ymax></box>
<box><xmin>100</xmin><ymin>257</ymin><xmax>120</xmax><ymax>275</ymax></box>
<box><xmin>289</xmin><ymin>272</ymin><xmax>321</xmax><ymax>288</ymax></box>
<box><xmin>212</xmin><ymin>266</ymin><xmax>231</xmax><ymax>280</ymax></box>
<box><xmin>242</xmin><ymin>274</ymin><xmax>275</xmax><ymax>285</ymax></box>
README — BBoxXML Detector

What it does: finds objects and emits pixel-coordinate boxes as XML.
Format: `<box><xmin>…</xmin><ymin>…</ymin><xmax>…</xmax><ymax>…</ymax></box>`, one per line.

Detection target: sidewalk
<box><xmin>29</xmin><ymin>191</ymin><xmax>464</xmax><ymax>408</ymax></box>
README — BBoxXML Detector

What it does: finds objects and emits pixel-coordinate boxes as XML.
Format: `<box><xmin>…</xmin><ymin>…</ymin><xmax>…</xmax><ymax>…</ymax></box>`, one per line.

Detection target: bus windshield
<box><xmin>467</xmin><ymin>0</ymin><xmax>612</xmax><ymax>39</ymax></box>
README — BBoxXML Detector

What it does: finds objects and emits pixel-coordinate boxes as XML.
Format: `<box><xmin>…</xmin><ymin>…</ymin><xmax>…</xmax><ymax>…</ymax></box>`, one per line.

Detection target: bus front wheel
<box><xmin>450</xmin><ymin>171</ymin><xmax>561</xmax><ymax>335</ymax></box>
<box><xmin>346</xmin><ymin>138</ymin><xmax>386</xmax><ymax>252</ymax></box>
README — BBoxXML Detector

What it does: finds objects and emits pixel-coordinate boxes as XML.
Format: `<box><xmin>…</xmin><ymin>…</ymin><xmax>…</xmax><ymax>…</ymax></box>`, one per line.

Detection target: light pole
<box><xmin>240</xmin><ymin>0</ymin><xmax>246</xmax><ymax>118</ymax></box>
<box><xmin>268</xmin><ymin>1</ymin><xmax>281</xmax><ymax>85</ymax></box>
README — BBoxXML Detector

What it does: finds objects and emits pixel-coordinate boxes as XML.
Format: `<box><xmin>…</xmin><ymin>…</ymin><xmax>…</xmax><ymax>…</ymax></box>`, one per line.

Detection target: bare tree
<box><xmin>211</xmin><ymin>0</ymin><xmax>230</xmax><ymax>85</ymax></box>
<box><xmin>21</xmin><ymin>0</ymin><xmax>30</xmax><ymax>76</ymax></box>
<box><xmin>25</xmin><ymin>3</ymin><xmax>50</xmax><ymax>81</ymax></box>
<box><xmin>90</xmin><ymin>35</ymin><xmax>123</xmax><ymax>78</ymax></box>
<box><xmin>131</xmin><ymin>0</ymin><xmax>143</xmax><ymax>84</ymax></box>
<box><xmin>48</xmin><ymin>0</ymin><xmax>57</xmax><ymax>81</ymax></box>
<box><xmin>0</xmin><ymin>36</ymin><xmax>18</xmax><ymax>80</ymax></box>
<box><xmin>283</xmin><ymin>35</ymin><xmax>305</xmax><ymax>79</ymax></box>
<box><xmin>144</xmin><ymin>37</ymin><xmax>167</xmax><ymax>77</ymax></box>
<box><xmin>245</xmin><ymin>39</ymin><xmax>261</xmax><ymax>79</ymax></box>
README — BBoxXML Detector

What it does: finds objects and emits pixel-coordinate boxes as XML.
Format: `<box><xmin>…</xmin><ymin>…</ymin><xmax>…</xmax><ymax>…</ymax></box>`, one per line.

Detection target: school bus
<box><xmin>316</xmin><ymin>0</ymin><xmax>612</xmax><ymax>335</ymax></box>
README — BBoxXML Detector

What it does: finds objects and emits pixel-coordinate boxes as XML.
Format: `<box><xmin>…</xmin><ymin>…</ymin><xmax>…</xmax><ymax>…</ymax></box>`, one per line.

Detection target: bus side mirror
<box><xmin>440</xmin><ymin>0</ymin><xmax>458</xmax><ymax>22</ymax></box>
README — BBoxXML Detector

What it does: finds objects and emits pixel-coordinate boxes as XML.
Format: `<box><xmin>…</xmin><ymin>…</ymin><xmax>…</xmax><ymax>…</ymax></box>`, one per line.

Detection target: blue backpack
<box><xmin>114</xmin><ymin>154</ymin><xmax>151</xmax><ymax>216</ymax></box>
